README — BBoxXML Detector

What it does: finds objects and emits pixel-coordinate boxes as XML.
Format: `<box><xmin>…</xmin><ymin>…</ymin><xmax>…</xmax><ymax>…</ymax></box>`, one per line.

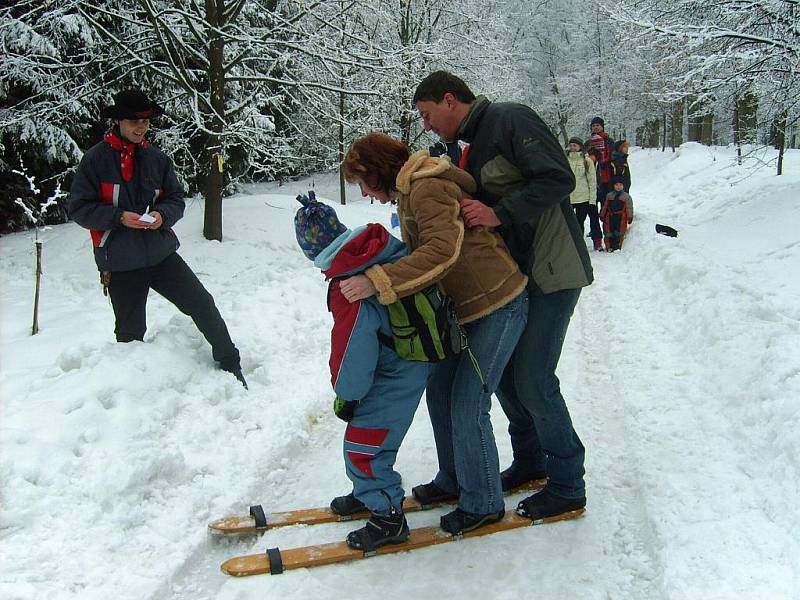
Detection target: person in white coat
<box><xmin>566</xmin><ymin>137</ymin><xmax>602</xmax><ymax>251</ymax></box>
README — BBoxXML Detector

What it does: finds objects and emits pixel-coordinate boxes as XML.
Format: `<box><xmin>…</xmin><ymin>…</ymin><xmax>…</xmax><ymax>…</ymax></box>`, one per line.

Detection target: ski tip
<box><xmin>220</xmin><ymin>555</ymin><xmax>271</xmax><ymax>577</ymax></box>
<box><xmin>208</xmin><ymin>515</ymin><xmax>260</xmax><ymax>536</ymax></box>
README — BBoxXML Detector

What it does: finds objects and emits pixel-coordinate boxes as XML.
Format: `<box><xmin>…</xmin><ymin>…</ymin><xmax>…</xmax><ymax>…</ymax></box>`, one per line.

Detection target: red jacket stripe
<box><xmin>328</xmin><ymin>281</ymin><xmax>362</xmax><ymax>390</ymax></box>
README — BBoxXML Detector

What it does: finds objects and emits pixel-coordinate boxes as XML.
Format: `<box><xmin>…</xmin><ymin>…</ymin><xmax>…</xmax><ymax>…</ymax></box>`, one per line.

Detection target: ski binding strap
<box><xmin>249</xmin><ymin>505</ymin><xmax>268</xmax><ymax>529</ymax></box>
<box><xmin>266</xmin><ymin>547</ymin><xmax>283</xmax><ymax>574</ymax></box>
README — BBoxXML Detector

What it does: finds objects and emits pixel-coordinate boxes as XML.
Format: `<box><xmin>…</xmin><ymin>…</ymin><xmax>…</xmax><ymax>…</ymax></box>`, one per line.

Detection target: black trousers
<box><xmin>107</xmin><ymin>252</ymin><xmax>240</xmax><ymax>370</ymax></box>
<box><xmin>573</xmin><ymin>202</ymin><xmax>602</xmax><ymax>244</ymax></box>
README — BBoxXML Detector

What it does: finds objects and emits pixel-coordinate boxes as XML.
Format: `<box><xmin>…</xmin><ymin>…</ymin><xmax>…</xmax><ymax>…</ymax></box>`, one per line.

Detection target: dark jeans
<box><xmin>573</xmin><ymin>202</ymin><xmax>602</xmax><ymax>244</ymax></box>
<box><xmin>607</xmin><ymin>214</ymin><xmax>623</xmax><ymax>250</ymax></box>
<box><xmin>496</xmin><ymin>288</ymin><xmax>585</xmax><ymax>499</ymax></box>
<box><xmin>107</xmin><ymin>252</ymin><xmax>240</xmax><ymax>370</ymax></box>
<box><xmin>596</xmin><ymin>182</ymin><xmax>609</xmax><ymax>211</ymax></box>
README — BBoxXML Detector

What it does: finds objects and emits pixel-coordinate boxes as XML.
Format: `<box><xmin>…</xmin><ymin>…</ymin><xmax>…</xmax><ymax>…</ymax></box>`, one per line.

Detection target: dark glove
<box><xmin>333</xmin><ymin>395</ymin><xmax>356</xmax><ymax>422</ymax></box>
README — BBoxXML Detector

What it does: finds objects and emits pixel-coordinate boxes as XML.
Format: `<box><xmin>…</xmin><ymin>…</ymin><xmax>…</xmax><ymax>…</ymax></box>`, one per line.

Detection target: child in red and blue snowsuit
<box><xmin>295</xmin><ymin>193</ymin><xmax>431</xmax><ymax>552</ymax></box>
<box><xmin>600</xmin><ymin>176</ymin><xmax>634</xmax><ymax>251</ymax></box>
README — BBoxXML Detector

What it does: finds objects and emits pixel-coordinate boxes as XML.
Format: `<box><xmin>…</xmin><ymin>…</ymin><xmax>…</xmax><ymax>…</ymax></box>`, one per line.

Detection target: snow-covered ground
<box><xmin>1</xmin><ymin>143</ymin><xmax>798</xmax><ymax>600</ymax></box>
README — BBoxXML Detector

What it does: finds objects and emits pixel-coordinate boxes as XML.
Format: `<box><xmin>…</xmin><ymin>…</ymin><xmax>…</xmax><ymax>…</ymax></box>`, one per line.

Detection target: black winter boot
<box><xmin>411</xmin><ymin>481</ymin><xmax>457</xmax><ymax>506</ymax></box>
<box><xmin>346</xmin><ymin>511</ymin><xmax>409</xmax><ymax>552</ymax></box>
<box><xmin>516</xmin><ymin>488</ymin><xmax>586</xmax><ymax>520</ymax></box>
<box><xmin>440</xmin><ymin>507</ymin><xmax>505</xmax><ymax>535</ymax></box>
<box><xmin>500</xmin><ymin>460</ymin><xmax>547</xmax><ymax>492</ymax></box>
<box><xmin>330</xmin><ymin>492</ymin><xmax>367</xmax><ymax>516</ymax></box>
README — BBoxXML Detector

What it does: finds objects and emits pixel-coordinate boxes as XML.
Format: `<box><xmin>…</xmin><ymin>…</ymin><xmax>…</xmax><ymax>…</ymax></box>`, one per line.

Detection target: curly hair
<box><xmin>342</xmin><ymin>132</ymin><xmax>410</xmax><ymax>195</ymax></box>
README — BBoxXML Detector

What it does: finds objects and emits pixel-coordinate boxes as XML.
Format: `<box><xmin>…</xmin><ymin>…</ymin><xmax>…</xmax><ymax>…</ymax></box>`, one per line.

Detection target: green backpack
<box><xmin>378</xmin><ymin>284</ymin><xmax>467</xmax><ymax>362</ymax></box>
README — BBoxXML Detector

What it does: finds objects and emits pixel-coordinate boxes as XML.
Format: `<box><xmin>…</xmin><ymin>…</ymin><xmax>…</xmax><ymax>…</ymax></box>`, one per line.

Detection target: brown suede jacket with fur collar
<box><xmin>365</xmin><ymin>150</ymin><xmax>527</xmax><ymax>324</ymax></box>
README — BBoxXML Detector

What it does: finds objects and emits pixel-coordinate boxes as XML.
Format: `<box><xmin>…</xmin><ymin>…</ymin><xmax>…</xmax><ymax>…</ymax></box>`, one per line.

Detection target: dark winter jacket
<box><xmin>587</xmin><ymin>131</ymin><xmax>615</xmax><ymax>184</ymax></box>
<box><xmin>610</xmin><ymin>151</ymin><xmax>631</xmax><ymax>191</ymax></box>
<box><xmin>456</xmin><ymin>96</ymin><xmax>593</xmax><ymax>295</ymax></box>
<box><xmin>68</xmin><ymin>134</ymin><xmax>185</xmax><ymax>272</ymax></box>
<box><xmin>315</xmin><ymin>224</ymin><xmax>430</xmax><ymax>402</ymax></box>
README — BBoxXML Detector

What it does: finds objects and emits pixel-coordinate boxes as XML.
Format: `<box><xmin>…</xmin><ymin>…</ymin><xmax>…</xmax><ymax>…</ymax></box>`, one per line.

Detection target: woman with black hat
<box><xmin>67</xmin><ymin>89</ymin><xmax>246</xmax><ymax>387</ymax></box>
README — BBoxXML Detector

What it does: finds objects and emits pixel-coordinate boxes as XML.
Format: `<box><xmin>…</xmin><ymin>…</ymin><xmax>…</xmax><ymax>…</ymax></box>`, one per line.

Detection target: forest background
<box><xmin>2</xmin><ymin>0</ymin><xmax>798</xmax><ymax>239</ymax></box>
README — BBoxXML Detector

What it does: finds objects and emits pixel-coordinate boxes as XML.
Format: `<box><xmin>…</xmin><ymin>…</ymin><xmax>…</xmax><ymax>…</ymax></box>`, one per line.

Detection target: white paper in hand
<box><xmin>138</xmin><ymin>213</ymin><xmax>157</xmax><ymax>224</ymax></box>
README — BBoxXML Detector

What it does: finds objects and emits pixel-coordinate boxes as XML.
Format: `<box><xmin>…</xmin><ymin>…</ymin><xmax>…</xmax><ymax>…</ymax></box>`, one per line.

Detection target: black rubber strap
<box><xmin>249</xmin><ymin>505</ymin><xmax>267</xmax><ymax>529</ymax></box>
<box><xmin>267</xmin><ymin>547</ymin><xmax>284</xmax><ymax>574</ymax></box>
<box><xmin>352</xmin><ymin>526</ymin><xmax>377</xmax><ymax>553</ymax></box>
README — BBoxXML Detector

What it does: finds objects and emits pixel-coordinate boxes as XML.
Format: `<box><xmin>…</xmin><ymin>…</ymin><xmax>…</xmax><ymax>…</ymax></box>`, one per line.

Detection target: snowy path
<box><xmin>163</xmin><ymin>237</ymin><xmax>674</xmax><ymax>600</ymax></box>
<box><xmin>2</xmin><ymin>146</ymin><xmax>799</xmax><ymax>600</ymax></box>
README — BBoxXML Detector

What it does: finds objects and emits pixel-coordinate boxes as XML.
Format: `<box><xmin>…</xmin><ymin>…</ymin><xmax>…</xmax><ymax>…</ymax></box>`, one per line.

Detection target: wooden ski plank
<box><xmin>220</xmin><ymin>508</ymin><xmax>585</xmax><ymax>577</ymax></box>
<box><xmin>209</xmin><ymin>479</ymin><xmax>546</xmax><ymax>535</ymax></box>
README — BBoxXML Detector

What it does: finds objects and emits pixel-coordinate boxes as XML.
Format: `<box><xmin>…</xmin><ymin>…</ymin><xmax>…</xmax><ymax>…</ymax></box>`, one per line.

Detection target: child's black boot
<box><xmin>346</xmin><ymin>510</ymin><xmax>409</xmax><ymax>552</ymax></box>
<box><xmin>330</xmin><ymin>492</ymin><xmax>366</xmax><ymax>516</ymax></box>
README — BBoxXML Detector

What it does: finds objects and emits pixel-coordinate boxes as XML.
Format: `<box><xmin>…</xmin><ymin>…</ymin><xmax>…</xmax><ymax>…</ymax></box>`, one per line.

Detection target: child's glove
<box><xmin>333</xmin><ymin>395</ymin><xmax>356</xmax><ymax>422</ymax></box>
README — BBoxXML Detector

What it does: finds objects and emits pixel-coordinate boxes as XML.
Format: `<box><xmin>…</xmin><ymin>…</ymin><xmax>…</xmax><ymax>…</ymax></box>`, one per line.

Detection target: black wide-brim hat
<box><xmin>101</xmin><ymin>89</ymin><xmax>163</xmax><ymax>120</ymax></box>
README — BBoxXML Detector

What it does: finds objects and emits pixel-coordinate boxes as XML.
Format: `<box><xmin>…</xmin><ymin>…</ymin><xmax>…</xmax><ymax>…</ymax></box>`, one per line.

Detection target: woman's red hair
<box><xmin>342</xmin><ymin>132</ymin><xmax>410</xmax><ymax>194</ymax></box>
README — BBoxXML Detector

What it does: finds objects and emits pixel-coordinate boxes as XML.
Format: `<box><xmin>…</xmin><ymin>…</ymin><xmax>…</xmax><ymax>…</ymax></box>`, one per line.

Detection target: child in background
<box><xmin>611</xmin><ymin>139</ymin><xmax>631</xmax><ymax>191</ymax></box>
<box><xmin>294</xmin><ymin>193</ymin><xmax>431</xmax><ymax>552</ymax></box>
<box><xmin>600</xmin><ymin>176</ymin><xmax>634</xmax><ymax>251</ymax></box>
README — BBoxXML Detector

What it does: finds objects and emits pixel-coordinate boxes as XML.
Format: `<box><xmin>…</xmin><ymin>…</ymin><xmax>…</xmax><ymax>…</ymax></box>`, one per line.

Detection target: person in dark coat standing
<box><xmin>587</xmin><ymin>117</ymin><xmax>615</xmax><ymax>209</ymax></box>
<box><xmin>610</xmin><ymin>139</ymin><xmax>632</xmax><ymax>192</ymax></box>
<box><xmin>413</xmin><ymin>71</ymin><xmax>592</xmax><ymax>522</ymax></box>
<box><xmin>67</xmin><ymin>89</ymin><xmax>246</xmax><ymax>388</ymax></box>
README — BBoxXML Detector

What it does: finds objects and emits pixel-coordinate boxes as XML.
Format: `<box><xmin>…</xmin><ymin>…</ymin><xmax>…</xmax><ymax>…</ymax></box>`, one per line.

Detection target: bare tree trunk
<box><xmin>776</xmin><ymin>111</ymin><xmax>786</xmax><ymax>176</ymax></box>
<box><xmin>203</xmin><ymin>0</ymin><xmax>225</xmax><ymax>241</ymax></box>
<box><xmin>662</xmin><ymin>111</ymin><xmax>667</xmax><ymax>152</ymax></box>
<box><xmin>671</xmin><ymin>100</ymin><xmax>682</xmax><ymax>152</ymax></box>
<box><xmin>339</xmin><ymin>88</ymin><xmax>346</xmax><ymax>205</ymax></box>
<box><xmin>701</xmin><ymin>111</ymin><xmax>714</xmax><ymax>147</ymax></box>
<box><xmin>733</xmin><ymin>96</ymin><xmax>742</xmax><ymax>166</ymax></box>
<box><xmin>32</xmin><ymin>239</ymin><xmax>42</xmax><ymax>335</ymax></box>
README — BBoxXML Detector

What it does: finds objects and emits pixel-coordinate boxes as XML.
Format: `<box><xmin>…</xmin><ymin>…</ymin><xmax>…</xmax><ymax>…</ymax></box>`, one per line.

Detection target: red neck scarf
<box><xmin>104</xmin><ymin>129</ymin><xmax>148</xmax><ymax>182</ymax></box>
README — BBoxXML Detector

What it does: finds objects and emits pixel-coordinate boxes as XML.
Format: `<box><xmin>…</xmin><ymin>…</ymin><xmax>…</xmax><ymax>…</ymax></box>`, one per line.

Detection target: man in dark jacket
<box><xmin>413</xmin><ymin>71</ymin><xmax>592</xmax><ymax>520</ymax></box>
<box><xmin>68</xmin><ymin>90</ymin><xmax>246</xmax><ymax>388</ymax></box>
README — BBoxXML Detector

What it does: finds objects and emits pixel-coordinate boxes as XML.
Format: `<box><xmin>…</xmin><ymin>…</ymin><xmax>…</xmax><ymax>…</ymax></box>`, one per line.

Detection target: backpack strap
<box><xmin>399</xmin><ymin>292</ymin><xmax>439</xmax><ymax>359</ymax></box>
<box><xmin>377</xmin><ymin>330</ymin><xmax>395</xmax><ymax>350</ymax></box>
<box><xmin>584</xmin><ymin>156</ymin><xmax>594</xmax><ymax>186</ymax></box>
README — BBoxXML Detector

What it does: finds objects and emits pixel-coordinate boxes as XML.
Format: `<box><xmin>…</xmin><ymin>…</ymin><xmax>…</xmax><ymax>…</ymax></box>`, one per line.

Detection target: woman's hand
<box><xmin>120</xmin><ymin>210</ymin><xmax>163</xmax><ymax>229</ymax></box>
<box><xmin>339</xmin><ymin>275</ymin><xmax>377</xmax><ymax>303</ymax></box>
<box><xmin>147</xmin><ymin>211</ymin><xmax>163</xmax><ymax>229</ymax></box>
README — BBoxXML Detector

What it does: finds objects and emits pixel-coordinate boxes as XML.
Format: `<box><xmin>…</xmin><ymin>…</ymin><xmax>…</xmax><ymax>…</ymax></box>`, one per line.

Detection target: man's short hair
<box><xmin>413</xmin><ymin>71</ymin><xmax>476</xmax><ymax>105</ymax></box>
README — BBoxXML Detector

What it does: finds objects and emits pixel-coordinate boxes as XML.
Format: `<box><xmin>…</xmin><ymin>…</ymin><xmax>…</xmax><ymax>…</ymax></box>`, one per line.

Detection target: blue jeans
<box><xmin>496</xmin><ymin>287</ymin><xmax>585</xmax><ymax>499</ymax></box>
<box><xmin>425</xmin><ymin>290</ymin><xmax>528</xmax><ymax>514</ymax></box>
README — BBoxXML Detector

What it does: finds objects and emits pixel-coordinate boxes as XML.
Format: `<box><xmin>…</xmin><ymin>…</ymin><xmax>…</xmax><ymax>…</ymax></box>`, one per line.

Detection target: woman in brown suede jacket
<box><xmin>340</xmin><ymin>132</ymin><xmax>528</xmax><ymax>539</ymax></box>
